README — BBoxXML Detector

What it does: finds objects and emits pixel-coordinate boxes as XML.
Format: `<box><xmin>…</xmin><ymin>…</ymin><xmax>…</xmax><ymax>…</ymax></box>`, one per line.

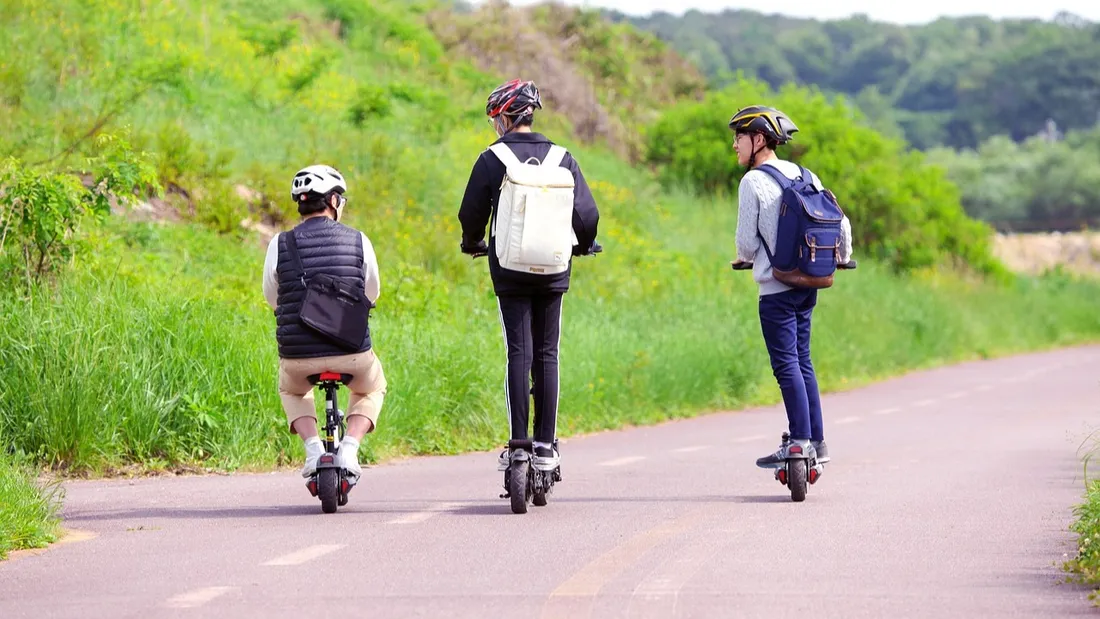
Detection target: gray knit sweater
<box><xmin>735</xmin><ymin>159</ymin><xmax>854</xmax><ymax>296</ymax></box>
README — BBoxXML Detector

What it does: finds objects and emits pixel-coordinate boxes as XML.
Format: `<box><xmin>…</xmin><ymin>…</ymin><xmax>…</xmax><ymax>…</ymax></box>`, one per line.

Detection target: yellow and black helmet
<box><xmin>729</xmin><ymin>105</ymin><xmax>799</xmax><ymax>145</ymax></box>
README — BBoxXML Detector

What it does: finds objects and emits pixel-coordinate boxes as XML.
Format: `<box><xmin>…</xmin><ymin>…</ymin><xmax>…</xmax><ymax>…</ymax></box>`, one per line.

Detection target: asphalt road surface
<box><xmin>3</xmin><ymin>346</ymin><xmax>1099</xmax><ymax>618</ymax></box>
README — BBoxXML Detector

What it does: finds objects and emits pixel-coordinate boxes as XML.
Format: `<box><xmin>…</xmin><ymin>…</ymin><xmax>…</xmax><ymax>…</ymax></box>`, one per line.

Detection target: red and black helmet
<box><xmin>486</xmin><ymin>79</ymin><xmax>543</xmax><ymax>119</ymax></box>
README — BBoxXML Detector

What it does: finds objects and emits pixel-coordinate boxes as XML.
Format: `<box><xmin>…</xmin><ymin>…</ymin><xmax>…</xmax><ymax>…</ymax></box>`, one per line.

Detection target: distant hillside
<box><xmin>605</xmin><ymin>8</ymin><xmax>1100</xmax><ymax>150</ymax></box>
<box><xmin>432</xmin><ymin>0</ymin><xmax>707</xmax><ymax>160</ymax></box>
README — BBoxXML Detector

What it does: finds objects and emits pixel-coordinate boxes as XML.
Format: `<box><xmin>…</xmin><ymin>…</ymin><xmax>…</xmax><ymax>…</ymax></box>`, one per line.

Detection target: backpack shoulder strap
<box><xmin>746</xmin><ymin>167</ymin><xmax>785</xmax><ymax>262</ymax></box>
<box><xmin>488</xmin><ymin>143</ymin><xmax>522</xmax><ymax>169</ymax></box>
<box><xmin>542</xmin><ymin>145</ymin><xmax>567</xmax><ymax>168</ymax></box>
<box><xmin>752</xmin><ymin>163</ymin><xmax>793</xmax><ymax>189</ymax></box>
<box><xmin>756</xmin><ymin>231</ymin><xmax>776</xmax><ymax>264</ymax></box>
<box><xmin>797</xmin><ymin>165</ymin><xmax>826</xmax><ymax>191</ymax></box>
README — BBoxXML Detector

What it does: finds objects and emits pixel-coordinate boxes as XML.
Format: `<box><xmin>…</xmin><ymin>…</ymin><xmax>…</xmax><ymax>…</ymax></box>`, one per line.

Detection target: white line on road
<box><xmin>974</xmin><ymin>384</ymin><xmax>993</xmax><ymax>392</ymax></box>
<box><xmin>262</xmin><ymin>544</ymin><xmax>344</xmax><ymax>566</ymax></box>
<box><xmin>872</xmin><ymin>407</ymin><xmax>901</xmax><ymax>415</ymax></box>
<box><xmin>732</xmin><ymin>434</ymin><xmax>765</xmax><ymax>444</ymax></box>
<box><xmin>672</xmin><ymin>446</ymin><xmax>710</xmax><ymax>453</ymax></box>
<box><xmin>388</xmin><ymin>502</ymin><xmax>461</xmax><ymax>525</ymax></box>
<box><xmin>601</xmin><ymin>456</ymin><xmax>646</xmax><ymax>467</ymax></box>
<box><xmin>1021</xmin><ymin>368</ymin><xmax>1051</xmax><ymax>379</ymax></box>
<box><xmin>165</xmin><ymin>586</ymin><xmax>236</xmax><ymax>609</ymax></box>
<box><xmin>835</xmin><ymin>416</ymin><xmax>861</xmax><ymax>425</ymax></box>
<box><xmin>945</xmin><ymin>391</ymin><xmax>967</xmax><ymax>400</ymax></box>
<box><xmin>913</xmin><ymin>399</ymin><xmax>938</xmax><ymax>408</ymax></box>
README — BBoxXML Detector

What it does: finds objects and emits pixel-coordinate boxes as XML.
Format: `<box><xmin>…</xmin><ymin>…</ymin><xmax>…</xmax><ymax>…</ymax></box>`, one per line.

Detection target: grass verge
<box><xmin>0</xmin><ymin>456</ymin><xmax>61</xmax><ymax>560</ymax></box>
<box><xmin>1065</xmin><ymin>438</ymin><xmax>1100</xmax><ymax>604</ymax></box>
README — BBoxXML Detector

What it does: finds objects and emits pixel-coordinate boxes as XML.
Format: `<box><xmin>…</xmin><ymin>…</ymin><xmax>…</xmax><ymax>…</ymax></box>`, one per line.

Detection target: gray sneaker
<box><xmin>498</xmin><ymin>447</ymin><xmax>533</xmax><ymax>472</ymax></box>
<box><xmin>756</xmin><ymin>433</ymin><xmax>816</xmax><ymax>469</ymax></box>
<box><xmin>533</xmin><ymin>445</ymin><xmax>560</xmax><ymax>472</ymax></box>
<box><xmin>812</xmin><ymin>440</ymin><xmax>830</xmax><ymax>464</ymax></box>
<box><xmin>496</xmin><ymin>449</ymin><xmax>511</xmax><ymax>472</ymax></box>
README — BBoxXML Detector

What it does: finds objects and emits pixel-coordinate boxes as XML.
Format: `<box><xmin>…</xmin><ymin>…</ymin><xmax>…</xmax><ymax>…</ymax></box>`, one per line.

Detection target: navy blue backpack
<box><xmin>753</xmin><ymin>164</ymin><xmax>845</xmax><ymax>289</ymax></box>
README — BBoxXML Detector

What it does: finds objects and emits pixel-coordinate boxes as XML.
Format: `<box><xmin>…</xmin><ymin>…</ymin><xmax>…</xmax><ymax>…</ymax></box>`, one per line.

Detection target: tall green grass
<box><xmin>0</xmin><ymin>456</ymin><xmax>60</xmax><ymax>559</ymax></box>
<box><xmin>2</xmin><ymin>192</ymin><xmax>1098</xmax><ymax>475</ymax></box>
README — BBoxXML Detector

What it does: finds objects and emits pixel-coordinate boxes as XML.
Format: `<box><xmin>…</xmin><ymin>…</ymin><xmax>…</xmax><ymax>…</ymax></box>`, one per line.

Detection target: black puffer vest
<box><xmin>275</xmin><ymin>217</ymin><xmax>371</xmax><ymax>358</ymax></box>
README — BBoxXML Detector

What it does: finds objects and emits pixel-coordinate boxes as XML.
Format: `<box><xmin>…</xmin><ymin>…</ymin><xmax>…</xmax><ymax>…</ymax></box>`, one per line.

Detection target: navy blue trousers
<box><xmin>758</xmin><ymin>289</ymin><xmax>823</xmax><ymax>442</ymax></box>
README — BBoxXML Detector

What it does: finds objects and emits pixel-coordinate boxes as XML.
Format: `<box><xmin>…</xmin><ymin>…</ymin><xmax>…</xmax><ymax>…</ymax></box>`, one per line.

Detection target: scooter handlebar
<box><xmin>730</xmin><ymin>259</ymin><xmax>858</xmax><ymax>271</ymax></box>
<box><xmin>465</xmin><ymin>241</ymin><xmax>603</xmax><ymax>260</ymax></box>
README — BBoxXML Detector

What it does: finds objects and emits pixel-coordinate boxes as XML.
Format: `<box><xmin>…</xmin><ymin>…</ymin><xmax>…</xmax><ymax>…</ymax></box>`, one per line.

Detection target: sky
<box><xmin>501</xmin><ymin>0</ymin><xmax>1100</xmax><ymax>25</ymax></box>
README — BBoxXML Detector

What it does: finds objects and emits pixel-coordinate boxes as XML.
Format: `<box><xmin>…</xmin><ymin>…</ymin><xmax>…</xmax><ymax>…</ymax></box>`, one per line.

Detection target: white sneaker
<box><xmin>300</xmin><ymin>437</ymin><xmax>324</xmax><ymax>478</ymax></box>
<box><xmin>338</xmin><ymin>437</ymin><xmax>362</xmax><ymax>481</ymax></box>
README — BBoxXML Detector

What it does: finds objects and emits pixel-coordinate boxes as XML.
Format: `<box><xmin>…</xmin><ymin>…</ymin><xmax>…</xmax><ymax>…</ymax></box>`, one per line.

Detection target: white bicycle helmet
<box><xmin>290</xmin><ymin>165</ymin><xmax>347</xmax><ymax>202</ymax></box>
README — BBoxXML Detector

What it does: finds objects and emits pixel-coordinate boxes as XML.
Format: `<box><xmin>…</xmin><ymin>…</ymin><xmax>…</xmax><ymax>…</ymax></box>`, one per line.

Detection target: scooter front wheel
<box><xmin>509</xmin><ymin>460</ymin><xmax>530</xmax><ymax>514</ymax></box>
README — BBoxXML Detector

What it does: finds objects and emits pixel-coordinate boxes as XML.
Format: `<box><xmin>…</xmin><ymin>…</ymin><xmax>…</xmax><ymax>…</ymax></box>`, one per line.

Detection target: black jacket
<box><xmin>458</xmin><ymin>132</ymin><xmax>600</xmax><ymax>296</ymax></box>
<box><xmin>275</xmin><ymin>217</ymin><xmax>371</xmax><ymax>358</ymax></box>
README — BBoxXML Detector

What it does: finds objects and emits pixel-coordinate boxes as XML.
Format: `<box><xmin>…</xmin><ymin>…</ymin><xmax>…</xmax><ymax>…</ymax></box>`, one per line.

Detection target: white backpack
<box><xmin>489</xmin><ymin>143</ymin><xmax>577</xmax><ymax>275</ymax></box>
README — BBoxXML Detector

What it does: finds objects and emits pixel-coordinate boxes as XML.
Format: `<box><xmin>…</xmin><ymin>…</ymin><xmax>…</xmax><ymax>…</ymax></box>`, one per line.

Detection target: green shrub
<box><xmin>645</xmin><ymin>76</ymin><xmax>1003</xmax><ymax>274</ymax></box>
<box><xmin>0</xmin><ymin>134</ymin><xmax>159</xmax><ymax>286</ymax></box>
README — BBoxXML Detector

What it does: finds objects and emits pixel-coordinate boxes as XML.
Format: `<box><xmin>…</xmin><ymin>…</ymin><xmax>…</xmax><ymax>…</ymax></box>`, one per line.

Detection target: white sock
<box><xmin>301</xmin><ymin>436</ymin><xmax>324</xmax><ymax>477</ymax></box>
<box><xmin>304</xmin><ymin>436</ymin><xmax>323</xmax><ymax>458</ymax></box>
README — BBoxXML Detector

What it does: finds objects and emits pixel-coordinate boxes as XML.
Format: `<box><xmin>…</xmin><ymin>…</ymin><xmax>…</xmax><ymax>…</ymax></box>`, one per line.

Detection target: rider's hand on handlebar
<box><xmin>573</xmin><ymin>240</ymin><xmax>603</xmax><ymax>256</ymax></box>
<box><xmin>460</xmin><ymin>239</ymin><xmax>489</xmax><ymax>258</ymax></box>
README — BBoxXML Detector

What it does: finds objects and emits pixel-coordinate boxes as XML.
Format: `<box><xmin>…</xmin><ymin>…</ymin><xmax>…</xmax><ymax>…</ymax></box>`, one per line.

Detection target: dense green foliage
<box><xmin>645</xmin><ymin>77</ymin><xmax>1000</xmax><ymax>273</ymax></box>
<box><xmin>0</xmin><ymin>0</ymin><xmax>496</xmax><ymax>231</ymax></box>
<box><xmin>608</xmin><ymin>9</ymin><xmax>1100</xmax><ymax>150</ymax></box>
<box><xmin>928</xmin><ymin>128</ymin><xmax>1100</xmax><ymax>231</ymax></box>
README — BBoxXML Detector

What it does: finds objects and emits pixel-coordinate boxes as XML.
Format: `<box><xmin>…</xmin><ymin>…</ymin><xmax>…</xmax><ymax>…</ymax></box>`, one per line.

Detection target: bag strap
<box><xmin>542</xmin><ymin>145</ymin><xmax>567</xmax><ymax>168</ymax></box>
<box><xmin>756</xmin><ymin>232</ymin><xmax>776</xmax><ymax>264</ymax></box>
<box><xmin>488</xmin><ymin>143</ymin><xmax>522</xmax><ymax>169</ymax></box>
<box><xmin>748</xmin><ymin>165</ymin><xmax>784</xmax><ymax>263</ymax></box>
<box><xmin>752</xmin><ymin>163</ymin><xmax>794</xmax><ymax>189</ymax></box>
<box><xmin>797</xmin><ymin>164</ymin><xmax>822</xmax><ymax>190</ymax></box>
<box><xmin>284</xmin><ymin>229</ymin><xmax>308</xmax><ymax>286</ymax></box>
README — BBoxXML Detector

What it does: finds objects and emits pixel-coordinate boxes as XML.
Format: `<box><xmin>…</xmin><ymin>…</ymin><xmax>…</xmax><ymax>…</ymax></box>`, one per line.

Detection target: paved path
<box><xmin>2</xmin><ymin>346</ymin><xmax>1098</xmax><ymax>618</ymax></box>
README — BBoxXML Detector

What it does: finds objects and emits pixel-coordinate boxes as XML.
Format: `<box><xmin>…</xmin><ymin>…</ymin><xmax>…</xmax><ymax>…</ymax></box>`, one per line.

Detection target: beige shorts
<box><xmin>277</xmin><ymin>349</ymin><xmax>387</xmax><ymax>434</ymax></box>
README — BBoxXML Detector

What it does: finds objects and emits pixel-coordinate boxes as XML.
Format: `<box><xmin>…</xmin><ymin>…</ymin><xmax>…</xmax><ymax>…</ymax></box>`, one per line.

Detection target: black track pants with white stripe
<box><xmin>496</xmin><ymin>293</ymin><xmax>563</xmax><ymax>444</ymax></box>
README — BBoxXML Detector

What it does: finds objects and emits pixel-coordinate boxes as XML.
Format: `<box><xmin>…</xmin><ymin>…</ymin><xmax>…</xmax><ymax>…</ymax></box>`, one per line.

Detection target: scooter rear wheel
<box><xmin>318</xmin><ymin>468</ymin><xmax>340</xmax><ymax>513</ymax></box>
<box><xmin>788</xmin><ymin>459</ymin><xmax>808</xmax><ymax>502</ymax></box>
<box><xmin>509</xmin><ymin>460</ymin><xmax>530</xmax><ymax>514</ymax></box>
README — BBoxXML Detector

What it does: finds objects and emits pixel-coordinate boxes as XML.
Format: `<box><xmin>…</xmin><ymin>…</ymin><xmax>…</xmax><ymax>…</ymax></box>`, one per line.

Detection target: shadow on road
<box><xmin>63</xmin><ymin>504</ymin><xmax>368</xmax><ymax>521</ymax></box>
<box><xmin>61</xmin><ymin>492</ymin><xmax>797</xmax><ymax>523</ymax></box>
<box><xmin>552</xmin><ymin>494</ymin><xmax>792</xmax><ymax>504</ymax></box>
